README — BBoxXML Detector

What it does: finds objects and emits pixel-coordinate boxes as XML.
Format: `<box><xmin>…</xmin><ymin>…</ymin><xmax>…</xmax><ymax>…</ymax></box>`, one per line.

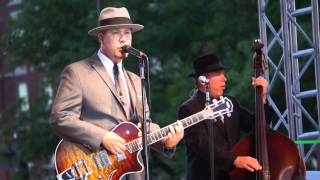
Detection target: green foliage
<box><xmin>6</xmin><ymin>0</ymin><xmax>97</xmax><ymax>83</ymax></box>
<box><xmin>2</xmin><ymin>0</ymin><xmax>264</xmax><ymax>179</ymax></box>
<box><xmin>14</xmin><ymin>96</ymin><xmax>58</xmax><ymax>162</ymax></box>
<box><xmin>0</xmin><ymin>93</ymin><xmax>59</xmax><ymax>179</ymax></box>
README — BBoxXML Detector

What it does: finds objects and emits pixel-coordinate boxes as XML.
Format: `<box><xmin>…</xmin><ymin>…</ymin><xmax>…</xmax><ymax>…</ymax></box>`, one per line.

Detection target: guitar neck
<box><xmin>148</xmin><ymin>111</ymin><xmax>207</xmax><ymax>145</ymax></box>
<box><xmin>124</xmin><ymin>97</ymin><xmax>233</xmax><ymax>154</ymax></box>
<box><xmin>125</xmin><ymin>110</ymin><xmax>207</xmax><ymax>153</ymax></box>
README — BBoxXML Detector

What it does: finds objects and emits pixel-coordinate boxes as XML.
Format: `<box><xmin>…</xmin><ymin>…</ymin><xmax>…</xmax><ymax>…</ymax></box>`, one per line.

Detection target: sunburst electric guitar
<box><xmin>54</xmin><ymin>96</ymin><xmax>233</xmax><ymax>180</ymax></box>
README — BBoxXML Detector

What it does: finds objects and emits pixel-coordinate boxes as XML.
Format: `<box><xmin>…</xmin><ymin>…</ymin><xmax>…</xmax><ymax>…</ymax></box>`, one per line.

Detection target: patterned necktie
<box><xmin>113</xmin><ymin>64</ymin><xmax>131</xmax><ymax>119</ymax></box>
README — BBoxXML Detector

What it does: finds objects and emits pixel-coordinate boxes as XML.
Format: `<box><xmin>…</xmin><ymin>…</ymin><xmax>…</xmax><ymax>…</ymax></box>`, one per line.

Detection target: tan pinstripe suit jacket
<box><xmin>51</xmin><ymin>54</ymin><xmax>154</xmax><ymax>180</ymax></box>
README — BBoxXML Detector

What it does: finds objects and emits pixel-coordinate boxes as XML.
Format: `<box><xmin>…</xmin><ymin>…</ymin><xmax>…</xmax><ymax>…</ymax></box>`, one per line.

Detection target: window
<box><xmin>18</xmin><ymin>82</ymin><xmax>29</xmax><ymax>112</ymax></box>
<box><xmin>14</xmin><ymin>66</ymin><xmax>27</xmax><ymax>76</ymax></box>
<box><xmin>9</xmin><ymin>10</ymin><xmax>21</xmax><ymax>20</ymax></box>
<box><xmin>8</xmin><ymin>0</ymin><xmax>22</xmax><ymax>6</ymax></box>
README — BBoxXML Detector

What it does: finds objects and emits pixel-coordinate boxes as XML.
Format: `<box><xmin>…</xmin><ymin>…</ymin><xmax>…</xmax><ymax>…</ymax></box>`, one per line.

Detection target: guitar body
<box><xmin>55</xmin><ymin>122</ymin><xmax>143</xmax><ymax>180</ymax></box>
<box><xmin>54</xmin><ymin>97</ymin><xmax>234</xmax><ymax>180</ymax></box>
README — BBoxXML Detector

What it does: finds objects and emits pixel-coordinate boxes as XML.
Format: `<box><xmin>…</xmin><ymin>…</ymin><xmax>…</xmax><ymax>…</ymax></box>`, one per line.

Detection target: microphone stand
<box><xmin>204</xmin><ymin>80</ymin><xmax>215</xmax><ymax>180</ymax></box>
<box><xmin>139</xmin><ymin>55</ymin><xmax>150</xmax><ymax>180</ymax></box>
<box><xmin>122</xmin><ymin>45</ymin><xmax>150</xmax><ymax>179</ymax></box>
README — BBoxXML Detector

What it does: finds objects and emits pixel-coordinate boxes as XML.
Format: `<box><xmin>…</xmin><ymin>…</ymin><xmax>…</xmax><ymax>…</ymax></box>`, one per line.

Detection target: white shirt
<box><xmin>98</xmin><ymin>50</ymin><xmax>130</xmax><ymax>101</ymax></box>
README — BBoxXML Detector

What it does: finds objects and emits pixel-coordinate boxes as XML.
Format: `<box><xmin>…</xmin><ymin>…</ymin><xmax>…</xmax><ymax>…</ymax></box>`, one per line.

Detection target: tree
<box><xmin>2</xmin><ymin>0</ymin><xmax>262</xmax><ymax>179</ymax></box>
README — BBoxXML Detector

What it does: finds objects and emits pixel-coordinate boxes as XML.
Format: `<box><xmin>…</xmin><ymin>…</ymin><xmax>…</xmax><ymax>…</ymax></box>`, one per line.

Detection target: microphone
<box><xmin>198</xmin><ymin>76</ymin><xmax>209</xmax><ymax>84</ymax></box>
<box><xmin>121</xmin><ymin>45</ymin><xmax>146</xmax><ymax>58</ymax></box>
<box><xmin>199</xmin><ymin>75</ymin><xmax>210</xmax><ymax>106</ymax></box>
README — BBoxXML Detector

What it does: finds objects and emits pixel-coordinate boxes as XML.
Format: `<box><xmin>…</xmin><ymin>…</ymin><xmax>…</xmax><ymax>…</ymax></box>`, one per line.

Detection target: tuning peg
<box><xmin>220</xmin><ymin>96</ymin><xmax>225</xmax><ymax>103</ymax></box>
<box><xmin>227</xmin><ymin>113</ymin><xmax>231</xmax><ymax>117</ymax></box>
<box><xmin>212</xmin><ymin>99</ymin><xmax>218</xmax><ymax>105</ymax></box>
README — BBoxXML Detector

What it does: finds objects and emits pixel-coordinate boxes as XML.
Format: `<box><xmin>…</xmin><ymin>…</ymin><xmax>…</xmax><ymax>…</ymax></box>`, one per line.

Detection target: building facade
<box><xmin>1</xmin><ymin>0</ymin><xmax>44</xmax><ymax>179</ymax></box>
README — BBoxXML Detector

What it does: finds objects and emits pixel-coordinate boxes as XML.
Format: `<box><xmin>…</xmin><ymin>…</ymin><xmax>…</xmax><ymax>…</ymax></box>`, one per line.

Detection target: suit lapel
<box><xmin>124</xmin><ymin>70</ymin><xmax>137</xmax><ymax>108</ymax></box>
<box><xmin>124</xmin><ymin>70</ymin><xmax>142</xmax><ymax>123</ymax></box>
<box><xmin>88</xmin><ymin>54</ymin><xmax>126</xmax><ymax>115</ymax></box>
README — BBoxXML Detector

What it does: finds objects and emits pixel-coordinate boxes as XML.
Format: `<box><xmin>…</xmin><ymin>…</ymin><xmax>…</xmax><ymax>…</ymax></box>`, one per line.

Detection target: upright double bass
<box><xmin>229</xmin><ymin>40</ymin><xmax>306</xmax><ymax>180</ymax></box>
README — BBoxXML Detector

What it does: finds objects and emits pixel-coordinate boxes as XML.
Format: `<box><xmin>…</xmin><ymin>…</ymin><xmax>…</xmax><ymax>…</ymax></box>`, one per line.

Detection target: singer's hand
<box><xmin>163</xmin><ymin>121</ymin><xmax>184</xmax><ymax>148</ymax></box>
<box><xmin>101</xmin><ymin>131</ymin><xmax>126</xmax><ymax>155</ymax></box>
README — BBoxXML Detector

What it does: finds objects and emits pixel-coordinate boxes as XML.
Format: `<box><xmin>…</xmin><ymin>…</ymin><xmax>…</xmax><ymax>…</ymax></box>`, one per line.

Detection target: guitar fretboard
<box><xmin>124</xmin><ymin>111</ymin><xmax>207</xmax><ymax>153</ymax></box>
<box><xmin>123</xmin><ymin>97</ymin><xmax>232</xmax><ymax>154</ymax></box>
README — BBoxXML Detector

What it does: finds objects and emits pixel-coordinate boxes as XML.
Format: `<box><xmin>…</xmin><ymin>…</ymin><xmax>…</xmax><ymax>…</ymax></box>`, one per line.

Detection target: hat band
<box><xmin>194</xmin><ymin>63</ymin><xmax>225</xmax><ymax>75</ymax></box>
<box><xmin>100</xmin><ymin>17</ymin><xmax>133</xmax><ymax>26</ymax></box>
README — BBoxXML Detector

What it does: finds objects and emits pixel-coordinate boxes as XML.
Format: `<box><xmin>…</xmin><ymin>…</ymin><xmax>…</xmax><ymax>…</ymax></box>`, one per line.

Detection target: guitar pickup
<box><xmin>93</xmin><ymin>150</ymin><xmax>112</xmax><ymax>169</ymax></box>
<box><xmin>99</xmin><ymin>150</ymin><xmax>111</xmax><ymax>167</ymax></box>
<box><xmin>117</xmin><ymin>152</ymin><xmax>126</xmax><ymax>161</ymax></box>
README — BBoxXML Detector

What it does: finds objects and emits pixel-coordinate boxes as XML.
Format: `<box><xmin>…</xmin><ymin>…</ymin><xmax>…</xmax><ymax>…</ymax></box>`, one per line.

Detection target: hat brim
<box><xmin>88</xmin><ymin>24</ymin><xmax>144</xmax><ymax>36</ymax></box>
<box><xmin>188</xmin><ymin>66</ymin><xmax>227</xmax><ymax>77</ymax></box>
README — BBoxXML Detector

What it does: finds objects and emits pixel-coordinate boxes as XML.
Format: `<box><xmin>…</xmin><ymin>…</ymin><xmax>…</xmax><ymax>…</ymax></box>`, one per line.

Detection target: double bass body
<box><xmin>230</xmin><ymin>129</ymin><xmax>304</xmax><ymax>180</ymax></box>
<box><xmin>229</xmin><ymin>40</ymin><xmax>306</xmax><ymax>180</ymax></box>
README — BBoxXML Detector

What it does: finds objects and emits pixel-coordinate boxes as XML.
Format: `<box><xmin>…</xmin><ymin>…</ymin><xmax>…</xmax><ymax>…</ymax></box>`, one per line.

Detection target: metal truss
<box><xmin>258</xmin><ymin>0</ymin><xmax>320</xmax><ymax>169</ymax></box>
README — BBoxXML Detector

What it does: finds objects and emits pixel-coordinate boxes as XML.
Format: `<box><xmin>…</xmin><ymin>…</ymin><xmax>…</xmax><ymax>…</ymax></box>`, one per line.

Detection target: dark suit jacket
<box><xmin>177</xmin><ymin>90</ymin><xmax>270</xmax><ymax>180</ymax></box>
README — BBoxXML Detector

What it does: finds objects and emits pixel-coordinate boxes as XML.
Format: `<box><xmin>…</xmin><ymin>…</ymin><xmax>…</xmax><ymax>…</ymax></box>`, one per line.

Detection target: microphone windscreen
<box><xmin>198</xmin><ymin>76</ymin><xmax>209</xmax><ymax>84</ymax></box>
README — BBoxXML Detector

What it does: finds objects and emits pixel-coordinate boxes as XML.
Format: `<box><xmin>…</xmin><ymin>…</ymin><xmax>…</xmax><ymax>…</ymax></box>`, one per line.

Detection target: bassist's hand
<box><xmin>252</xmin><ymin>76</ymin><xmax>268</xmax><ymax>104</ymax></box>
<box><xmin>234</xmin><ymin>156</ymin><xmax>262</xmax><ymax>172</ymax></box>
<box><xmin>102</xmin><ymin>131</ymin><xmax>126</xmax><ymax>155</ymax></box>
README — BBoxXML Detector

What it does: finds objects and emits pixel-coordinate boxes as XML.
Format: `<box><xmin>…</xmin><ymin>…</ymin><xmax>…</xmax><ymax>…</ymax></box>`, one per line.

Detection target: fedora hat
<box><xmin>189</xmin><ymin>53</ymin><xmax>226</xmax><ymax>77</ymax></box>
<box><xmin>88</xmin><ymin>7</ymin><xmax>144</xmax><ymax>36</ymax></box>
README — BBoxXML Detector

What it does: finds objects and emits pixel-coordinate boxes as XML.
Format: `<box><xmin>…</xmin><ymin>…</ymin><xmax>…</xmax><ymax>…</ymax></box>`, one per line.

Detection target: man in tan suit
<box><xmin>51</xmin><ymin>7</ymin><xmax>184</xmax><ymax>180</ymax></box>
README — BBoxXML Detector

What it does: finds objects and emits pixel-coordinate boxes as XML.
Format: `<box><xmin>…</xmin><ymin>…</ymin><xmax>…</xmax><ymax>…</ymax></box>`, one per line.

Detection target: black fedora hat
<box><xmin>189</xmin><ymin>53</ymin><xmax>227</xmax><ymax>77</ymax></box>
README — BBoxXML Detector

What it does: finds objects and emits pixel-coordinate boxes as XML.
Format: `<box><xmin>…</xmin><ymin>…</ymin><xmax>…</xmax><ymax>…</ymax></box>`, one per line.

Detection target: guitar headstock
<box><xmin>203</xmin><ymin>96</ymin><xmax>233</xmax><ymax>120</ymax></box>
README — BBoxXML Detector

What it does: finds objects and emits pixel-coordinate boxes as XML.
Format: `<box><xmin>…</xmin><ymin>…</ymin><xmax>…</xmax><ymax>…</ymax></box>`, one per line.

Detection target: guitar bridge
<box><xmin>56</xmin><ymin>159</ymin><xmax>92</xmax><ymax>180</ymax></box>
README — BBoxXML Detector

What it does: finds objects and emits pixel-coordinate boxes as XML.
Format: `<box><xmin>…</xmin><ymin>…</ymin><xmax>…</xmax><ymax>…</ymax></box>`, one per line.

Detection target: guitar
<box><xmin>55</xmin><ymin>96</ymin><xmax>233</xmax><ymax>180</ymax></box>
